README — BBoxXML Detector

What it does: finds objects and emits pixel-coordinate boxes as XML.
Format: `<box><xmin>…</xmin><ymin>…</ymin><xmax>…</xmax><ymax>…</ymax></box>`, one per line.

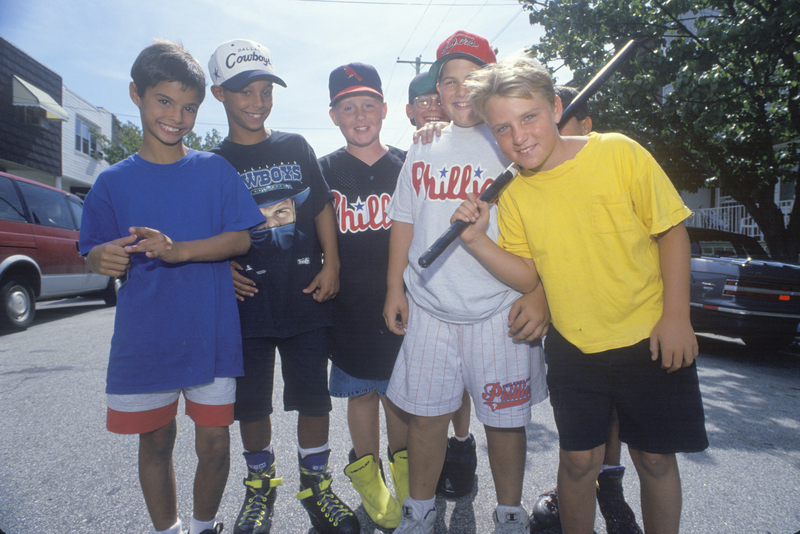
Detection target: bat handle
<box><xmin>418</xmin><ymin>220</ymin><xmax>469</xmax><ymax>268</ymax></box>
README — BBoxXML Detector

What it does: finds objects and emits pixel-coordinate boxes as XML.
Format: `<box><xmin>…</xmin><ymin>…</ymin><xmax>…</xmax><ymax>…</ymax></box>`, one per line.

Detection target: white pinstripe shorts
<box><xmin>387</xmin><ymin>298</ymin><xmax>547</xmax><ymax>428</ymax></box>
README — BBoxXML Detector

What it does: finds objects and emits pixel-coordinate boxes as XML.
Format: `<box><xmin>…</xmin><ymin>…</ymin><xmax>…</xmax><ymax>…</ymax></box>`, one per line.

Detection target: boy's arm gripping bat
<box><xmin>418</xmin><ymin>40</ymin><xmax>639</xmax><ymax>268</ymax></box>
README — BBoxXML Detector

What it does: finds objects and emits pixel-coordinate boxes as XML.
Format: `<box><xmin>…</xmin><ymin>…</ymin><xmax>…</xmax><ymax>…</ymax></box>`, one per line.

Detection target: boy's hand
<box><xmin>450</xmin><ymin>193</ymin><xmax>491</xmax><ymax>247</ymax></box>
<box><xmin>650</xmin><ymin>314</ymin><xmax>699</xmax><ymax>372</ymax></box>
<box><xmin>230</xmin><ymin>260</ymin><xmax>257</xmax><ymax>302</ymax></box>
<box><xmin>383</xmin><ymin>288</ymin><xmax>408</xmax><ymax>335</ymax></box>
<box><xmin>87</xmin><ymin>235</ymin><xmax>137</xmax><ymax>277</ymax></box>
<box><xmin>124</xmin><ymin>227</ymin><xmax>185</xmax><ymax>263</ymax></box>
<box><xmin>303</xmin><ymin>263</ymin><xmax>339</xmax><ymax>303</ymax></box>
<box><xmin>508</xmin><ymin>285</ymin><xmax>550</xmax><ymax>341</ymax></box>
<box><xmin>412</xmin><ymin>121</ymin><xmax>445</xmax><ymax>145</ymax></box>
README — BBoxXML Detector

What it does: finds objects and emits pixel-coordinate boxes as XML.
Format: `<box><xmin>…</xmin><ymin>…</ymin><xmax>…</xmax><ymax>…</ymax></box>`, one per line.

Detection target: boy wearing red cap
<box><xmin>208</xmin><ymin>39</ymin><xmax>358</xmax><ymax>534</ymax></box>
<box><xmin>383</xmin><ymin>31</ymin><xmax>549</xmax><ymax>534</ymax></box>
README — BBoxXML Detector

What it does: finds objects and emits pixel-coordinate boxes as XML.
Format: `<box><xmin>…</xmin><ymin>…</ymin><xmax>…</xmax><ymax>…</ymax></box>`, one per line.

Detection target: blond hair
<box><xmin>465</xmin><ymin>52</ymin><xmax>555</xmax><ymax>124</ymax></box>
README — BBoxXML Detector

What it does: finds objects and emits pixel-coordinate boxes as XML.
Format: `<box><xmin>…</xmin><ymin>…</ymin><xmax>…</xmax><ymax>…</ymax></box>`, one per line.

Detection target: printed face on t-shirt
<box><xmin>258</xmin><ymin>198</ymin><xmax>296</xmax><ymax>230</ymax></box>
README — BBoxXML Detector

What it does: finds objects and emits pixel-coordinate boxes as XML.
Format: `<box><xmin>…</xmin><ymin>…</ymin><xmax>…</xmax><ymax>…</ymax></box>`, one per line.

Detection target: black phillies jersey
<box><xmin>319</xmin><ymin>146</ymin><xmax>406</xmax><ymax>380</ymax></box>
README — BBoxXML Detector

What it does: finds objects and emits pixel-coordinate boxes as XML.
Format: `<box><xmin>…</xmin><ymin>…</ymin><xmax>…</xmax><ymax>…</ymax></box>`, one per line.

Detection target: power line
<box><xmin>292</xmin><ymin>0</ymin><xmax>517</xmax><ymax>4</ymax></box>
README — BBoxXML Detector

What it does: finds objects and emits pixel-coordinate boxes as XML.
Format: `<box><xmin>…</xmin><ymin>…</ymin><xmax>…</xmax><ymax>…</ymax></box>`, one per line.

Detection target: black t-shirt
<box><xmin>211</xmin><ymin>132</ymin><xmax>333</xmax><ymax>339</ymax></box>
<box><xmin>319</xmin><ymin>146</ymin><xmax>406</xmax><ymax>380</ymax></box>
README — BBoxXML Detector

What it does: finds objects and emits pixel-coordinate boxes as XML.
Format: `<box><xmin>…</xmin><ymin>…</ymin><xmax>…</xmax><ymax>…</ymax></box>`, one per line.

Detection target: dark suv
<box><xmin>0</xmin><ymin>171</ymin><xmax>114</xmax><ymax>331</ymax></box>
<box><xmin>688</xmin><ymin>227</ymin><xmax>800</xmax><ymax>352</ymax></box>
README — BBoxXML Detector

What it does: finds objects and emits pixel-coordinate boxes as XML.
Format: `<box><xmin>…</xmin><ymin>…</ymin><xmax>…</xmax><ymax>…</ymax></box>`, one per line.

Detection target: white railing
<box><xmin>684</xmin><ymin>200</ymin><xmax>794</xmax><ymax>240</ymax></box>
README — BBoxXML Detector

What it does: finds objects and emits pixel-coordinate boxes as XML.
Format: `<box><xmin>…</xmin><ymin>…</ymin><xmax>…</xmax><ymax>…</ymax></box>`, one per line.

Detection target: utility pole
<box><xmin>396</xmin><ymin>55</ymin><xmax>433</xmax><ymax>75</ymax></box>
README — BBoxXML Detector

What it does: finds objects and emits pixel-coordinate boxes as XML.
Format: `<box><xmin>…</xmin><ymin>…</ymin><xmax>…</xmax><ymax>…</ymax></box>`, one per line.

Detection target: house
<box><xmin>1</xmin><ymin>37</ymin><xmax>112</xmax><ymax>198</ymax></box>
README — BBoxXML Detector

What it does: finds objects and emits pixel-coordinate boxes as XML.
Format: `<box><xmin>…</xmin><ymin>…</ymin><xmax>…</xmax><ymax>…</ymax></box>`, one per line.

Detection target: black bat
<box><xmin>418</xmin><ymin>39</ymin><xmax>639</xmax><ymax>268</ymax></box>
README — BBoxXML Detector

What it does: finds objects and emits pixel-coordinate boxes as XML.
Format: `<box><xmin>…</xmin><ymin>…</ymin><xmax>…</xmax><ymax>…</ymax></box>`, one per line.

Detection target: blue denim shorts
<box><xmin>328</xmin><ymin>363</ymin><xmax>389</xmax><ymax>398</ymax></box>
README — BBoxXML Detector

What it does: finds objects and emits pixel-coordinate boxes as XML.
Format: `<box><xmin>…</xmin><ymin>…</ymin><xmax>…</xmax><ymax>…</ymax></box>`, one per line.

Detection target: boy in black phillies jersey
<box><xmin>319</xmin><ymin>62</ymin><xmax>407</xmax><ymax>529</ymax></box>
<box><xmin>207</xmin><ymin>39</ymin><xmax>358</xmax><ymax>534</ymax></box>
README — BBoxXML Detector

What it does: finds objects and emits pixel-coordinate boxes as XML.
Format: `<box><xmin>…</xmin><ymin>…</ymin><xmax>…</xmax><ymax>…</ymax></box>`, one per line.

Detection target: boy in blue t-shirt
<box><xmin>80</xmin><ymin>40</ymin><xmax>264</xmax><ymax>534</ymax></box>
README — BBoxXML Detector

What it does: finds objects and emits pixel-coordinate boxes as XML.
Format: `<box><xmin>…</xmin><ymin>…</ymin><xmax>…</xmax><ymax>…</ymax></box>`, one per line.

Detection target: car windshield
<box><xmin>694</xmin><ymin>238</ymin><xmax>770</xmax><ymax>260</ymax></box>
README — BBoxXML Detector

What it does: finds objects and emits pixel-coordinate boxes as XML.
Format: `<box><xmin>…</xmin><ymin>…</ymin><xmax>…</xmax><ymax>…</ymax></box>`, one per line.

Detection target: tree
<box><xmin>522</xmin><ymin>0</ymin><xmax>800</xmax><ymax>261</ymax></box>
<box><xmin>98</xmin><ymin>119</ymin><xmax>223</xmax><ymax>166</ymax></box>
<box><xmin>185</xmin><ymin>129</ymin><xmax>223</xmax><ymax>151</ymax></box>
<box><xmin>99</xmin><ymin>119</ymin><xmax>142</xmax><ymax>165</ymax></box>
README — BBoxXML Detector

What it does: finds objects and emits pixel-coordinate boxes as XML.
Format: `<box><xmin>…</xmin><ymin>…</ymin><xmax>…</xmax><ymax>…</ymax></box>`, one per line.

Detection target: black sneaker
<box><xmin>596</xmin><ymin>467</ymin><xmax>643</xmax><ymax>534</ymax></box>
<box><xmin>234</xmin><ymin>462</ymin><xmax>283</xmax><ymax>534</ymax></box>
<box><xmin>530</xmin><ymin>489</ymin><xmax>560</xmax><ymax>529</ymax></box>
<box><xmin>436</xmin><ymin>434</ymin><xmax>477</xmax><ymax>498</ymax></box>
<box><xmin>296</xmin><ymin>452</ymin><xmax>360</xmax><ymax>534</ymax></box>
<box><xmin>196</xmin><ymin>524</ymin><xmax>224</xmax><ymax>534</ymax></box>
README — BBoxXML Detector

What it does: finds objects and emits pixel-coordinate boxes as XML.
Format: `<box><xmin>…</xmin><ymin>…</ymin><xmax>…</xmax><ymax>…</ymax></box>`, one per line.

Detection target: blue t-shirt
<box><xmin>79</xmin><ymin>150</ymin><xmax>264</xmax><ymax>394</ymax></box>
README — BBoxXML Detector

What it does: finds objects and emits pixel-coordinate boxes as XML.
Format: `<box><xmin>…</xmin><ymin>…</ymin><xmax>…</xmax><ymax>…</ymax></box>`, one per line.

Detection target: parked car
<box><xmin>688</xmin><ymin>227</ymin><xmax>800</xmax><ymax>352</ymax></box>
<box><xmin>0</xmin><ymin>171</ymin><xmax>115</xmax><ymax>331</ymax></box>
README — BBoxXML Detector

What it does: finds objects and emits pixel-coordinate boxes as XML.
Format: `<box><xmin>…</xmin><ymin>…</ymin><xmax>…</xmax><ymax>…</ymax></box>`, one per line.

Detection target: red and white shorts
<box><xmin>106</xmin><ymin>377</ymin><xmax>236</xmax><ymax>434</ymax></box>
<box><xmin>387</xmin><ymin>299</ymin><xmax>547</xmax><ymax>428</ymax></box>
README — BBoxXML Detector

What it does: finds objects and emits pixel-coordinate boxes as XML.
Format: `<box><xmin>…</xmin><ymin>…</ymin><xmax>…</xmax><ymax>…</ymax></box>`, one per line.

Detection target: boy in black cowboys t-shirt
<box><xmin>207</xmin><ymin>39</ymin><xmax>358</xmax><ymax>534</ymax></box>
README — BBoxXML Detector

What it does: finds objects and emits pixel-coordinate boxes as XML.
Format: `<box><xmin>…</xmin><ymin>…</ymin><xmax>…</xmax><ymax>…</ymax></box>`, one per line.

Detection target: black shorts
<box><xmin>234</xmin><ymin>328</ymin><xmax>332</xmax><ymax>421</ymax></box>
<box><xmin>544</xmin><ymin>327</ymin><xmax>709</xmax><ymax>454</ymax></box>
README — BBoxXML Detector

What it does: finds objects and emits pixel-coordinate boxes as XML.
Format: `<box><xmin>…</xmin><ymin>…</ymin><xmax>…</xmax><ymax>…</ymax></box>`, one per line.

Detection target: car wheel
<box><xmin>740</xmin><ymin>332</ymin><xmax>797</xmax><ymax>353</ymax></box>
<box><xmin>1</xmin><ymin>280</ymin><xmax>36</xmax><ymax>331</ymax></box>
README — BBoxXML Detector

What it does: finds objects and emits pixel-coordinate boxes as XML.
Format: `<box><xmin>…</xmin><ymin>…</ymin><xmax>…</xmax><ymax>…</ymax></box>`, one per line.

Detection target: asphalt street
<box><xmin>0</xmin><ymin>298</ymin><xmax>799</xmax><ymax>533</ymax></box>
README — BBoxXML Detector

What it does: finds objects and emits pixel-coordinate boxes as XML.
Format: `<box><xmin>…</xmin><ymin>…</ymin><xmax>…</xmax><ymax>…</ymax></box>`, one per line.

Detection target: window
<box><xmin>0</xmin><ymin>176</ymin><xmax>27</xmax><ymax>223</ymax></box>
<box><xmin>15</xmin><ymin>105</ymin><xmax>47</xmax><ymax>128</ymax></box>
<box><xmin>67</xmin><ymin>198</ymin><xmax>83</xmax><ymax>231</ymax></box>
<box><xmin>16</xmin><ymin>182</ymin><xmax>75</xmax><ymax>230</ymax></box>
<box><xmin>75</xmin><ymin>117</ymin><xmax>98</xmax><ymax>156</ymax></box>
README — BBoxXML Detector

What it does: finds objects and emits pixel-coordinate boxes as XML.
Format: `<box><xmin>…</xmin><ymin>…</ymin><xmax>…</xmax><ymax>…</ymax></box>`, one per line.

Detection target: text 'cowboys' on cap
<box><xmin>329</xmin><ymin>62</ymin><xmax>383</xmax><ymax>106</ymax></box>
<box><xmin>429</xmin><ymin>30</ymin><xmax>497</xmax><ymax>80</ymax></box>
<box><xmin>208</xmin><ymin>39</ymin><xmax>287</xmax><ymax>90</ymax></box>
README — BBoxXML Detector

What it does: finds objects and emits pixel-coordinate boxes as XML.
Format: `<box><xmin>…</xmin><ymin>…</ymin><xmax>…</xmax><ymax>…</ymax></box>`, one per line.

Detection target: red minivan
<box><xmin>0</xmin><ymin>171</ymin><xmax>114</xmax><ymax>331</ymax></box>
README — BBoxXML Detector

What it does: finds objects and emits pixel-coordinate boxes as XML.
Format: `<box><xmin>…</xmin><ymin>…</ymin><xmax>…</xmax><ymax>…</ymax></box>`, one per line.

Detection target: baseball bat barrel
<box><xmin>557</xmin><ymin>39</ymin><xmax>639</xmax><ymax>129</ymax></box>
<box><xmin>418</xmin><ymin>40</ymin><xmax>639</xmax><ymax>269</ymax></box>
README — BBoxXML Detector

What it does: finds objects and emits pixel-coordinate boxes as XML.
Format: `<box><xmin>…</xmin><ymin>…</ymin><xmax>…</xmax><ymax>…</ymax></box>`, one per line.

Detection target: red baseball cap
<box><xmin>429</xmin><ymin>30</ymin><xmax>497</xmax><ymax>80</ymax></box>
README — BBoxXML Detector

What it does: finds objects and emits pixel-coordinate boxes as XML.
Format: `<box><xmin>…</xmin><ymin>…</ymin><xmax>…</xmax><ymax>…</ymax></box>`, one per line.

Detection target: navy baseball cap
<box><xmin>329</xmin><ymin>62</ymin><xmax>383</xmax><ymax>106</ymax></box>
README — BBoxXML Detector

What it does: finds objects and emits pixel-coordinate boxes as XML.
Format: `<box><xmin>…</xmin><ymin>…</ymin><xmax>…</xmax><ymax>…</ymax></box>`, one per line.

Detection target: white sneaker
<box><xmin>494</xmin><ymin>505</ymin><xmax>530</xmax><ymax>534</ymax></box>
<box><xmin>393</xmin><ymin>503</ymin><xmax>436</xmax><ymax>534</ymax></box>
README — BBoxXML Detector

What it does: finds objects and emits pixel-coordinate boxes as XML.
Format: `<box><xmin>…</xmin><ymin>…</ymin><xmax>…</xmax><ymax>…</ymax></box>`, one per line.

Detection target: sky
<box><xmin>0</xmin><ymin>0</ymin><xmax>560</xmax><ymax>157</ymax></box>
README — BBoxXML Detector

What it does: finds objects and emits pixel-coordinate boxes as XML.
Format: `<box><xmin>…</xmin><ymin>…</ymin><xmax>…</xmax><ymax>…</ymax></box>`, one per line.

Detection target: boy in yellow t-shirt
<box><xmin>450</xmin><ymin>54</ymin><xmax>708</xmax><ymax>534</ymax></box>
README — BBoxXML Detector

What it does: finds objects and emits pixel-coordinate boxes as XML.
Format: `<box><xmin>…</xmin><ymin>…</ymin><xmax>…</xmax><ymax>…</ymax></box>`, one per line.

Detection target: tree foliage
<box><xmin>99</xmin><ymin>119</ymin><xmax>142</xmax><ymax>166</ymax></box>
<box><xmin>98</xmin><ymin>119</ymin><xmax>223</xmax><ymax>166</ymax></box>
<box><xmin>184</xmin><ymin>129</ymin><xmax>223</xmax><ymax>151</ymax></box>
<box><xmin>523</xmin><ymin>0</ymin><xmax>800</xmax><ymax>260</ymax></box>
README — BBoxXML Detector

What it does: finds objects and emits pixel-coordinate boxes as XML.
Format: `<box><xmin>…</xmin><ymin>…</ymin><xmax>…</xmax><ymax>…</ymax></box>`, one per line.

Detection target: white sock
<box><xmin>189</xmin><ymin>516</ymin><xmax>214</xmax><ymax>534</ymax></box>
<box><xmin>453</xmin><ymin>433</ymin><xmax>472</xmax><ymax>441</ymax></box>
<box><xmin>298</xmin><ymin>442</ymin><xmax>329</xmax><ymax>458</ymax></box>
<box><xmin>153</xmin><ymin>519</ymin><xmax>181</xmax><ymax>534</ymax></box>
<box><xmin>403</xmin><ymin>496</ymin><xmax>436</xmax><ymax>517</ymax></box>
<box><xmin>495</xmin><ymin>504</ymin><xmax>525</xmax><ymax>522</ymax></box>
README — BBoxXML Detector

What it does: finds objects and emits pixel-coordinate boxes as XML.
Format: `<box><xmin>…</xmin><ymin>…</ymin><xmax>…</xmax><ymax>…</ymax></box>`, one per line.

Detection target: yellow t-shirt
<box><xmin>497</xmin><ymin>132</ymin><xmax>691</xmax><ymax>353</ymax></box>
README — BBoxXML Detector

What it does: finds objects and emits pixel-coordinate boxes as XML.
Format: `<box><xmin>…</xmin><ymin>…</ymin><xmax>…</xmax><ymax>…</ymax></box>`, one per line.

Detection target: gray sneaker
<box><xmin>393</xmin><ymin>502</ymin><xmax>436</xmax><ymax>534</ymax></box>
<box><xmin>493</xmin><ymin>506</ymin><xmax>530</xmax><ymax>534</ymax></box>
